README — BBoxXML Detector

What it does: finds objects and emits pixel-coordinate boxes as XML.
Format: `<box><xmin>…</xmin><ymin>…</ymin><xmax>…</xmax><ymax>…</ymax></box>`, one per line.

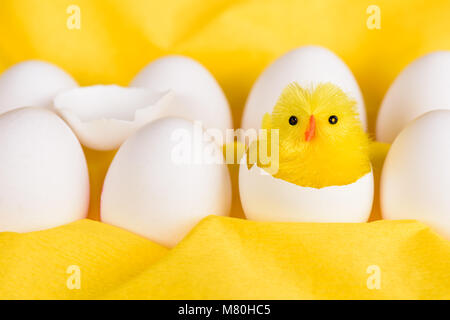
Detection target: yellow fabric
<box><xmin>0</xmin><ymin>0</ymin><xmax>449</xmax><ymax>299</ymax></box>
<box><xmin>1</xmin><ymin>215</ymin><xmax>449</xmax><ymax>299</ymax></box>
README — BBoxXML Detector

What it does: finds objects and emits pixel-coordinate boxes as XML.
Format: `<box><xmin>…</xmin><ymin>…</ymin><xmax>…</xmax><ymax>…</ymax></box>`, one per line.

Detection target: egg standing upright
<box><xmin>381</xmin><ymin>110</ymin><xmax>450</xmax><ymax>239</ymax></box>
<box><xmin>0</xmin><ymin>107</ymin><xmax>89</xmax><ymax>232</ymax></box>
<box><xmin>130</xmin><ymin>55</ymin><xmax>233</xmax><ymax>134</ymax></box>
<box><xmin>0</xmin><ymin>60</ymin><xmax>78</xmax><ymax>115</ymax></box>
<box><xmin>239</xmin><ymin>82</ymin><xmax>374</xmax><ymax>222</ymax></box>
<box><xmin>101</xmin><ymin>117</ymin><xmax>232</xmax><ymax>248</ymax></box>
<box><xmin>242</xmin><ymin>46</ymin><xmax>367</xmax><ymax>132</ymax></box>
<box><xmin>376</xmin><ymin>51</ymin><xmax>450</xmax><ymax>143</ymax></box>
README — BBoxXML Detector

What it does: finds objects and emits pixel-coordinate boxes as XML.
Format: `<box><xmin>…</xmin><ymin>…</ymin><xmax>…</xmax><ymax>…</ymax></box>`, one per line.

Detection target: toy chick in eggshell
<box><xmin>240</xmin><ymin>82</ymin><xmax>374</xmax><ymax>223</ymax></box>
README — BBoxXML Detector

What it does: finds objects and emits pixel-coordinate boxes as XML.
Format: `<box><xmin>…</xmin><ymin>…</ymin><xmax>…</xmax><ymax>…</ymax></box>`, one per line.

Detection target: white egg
<box><xmin>381</xmin><ymin>110</ymin><xmax>450</xmax><ymax>239</ymax></box>
<box><xmin>101</xmin><ymin>117</ymin><xmax>231</xmax><ymax>247</ymax></box>
<box><xmin>377</xmin><ymin>51</ymin><xmax>450</xmax><ymax>143</ymax></box>
<box><xmin>239</xmin><ymin>161</ymin><xmax>374</xmax><ymax>223</ymax></box>
<box><xmin>130</xmin><ymin>55</ymin><xmax>232</xmax><ymax>133</ymax></box>
<box><xmin>0</xmin><ymin>108</ymin><xmax>89</xmax><ymax>232</ymax></box>
<box><xmin>0</xmin><ymin>60</ymin><xmax>78</xmax><ymax>115</ymax></box>
<box><xmin>54</xmin><ymin>85</ymin><xmax>174</xmax><ymax>151</ymax></box>
<box><xmin>241</xmin><ymin>46</ymin><xmax>366</xmax><ymax>131</ymax></box>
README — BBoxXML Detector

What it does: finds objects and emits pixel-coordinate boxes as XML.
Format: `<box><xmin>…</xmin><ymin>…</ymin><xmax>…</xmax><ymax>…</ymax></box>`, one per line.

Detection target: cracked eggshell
<box><xmin>0</xmin><ymin>60</ymin><xmax>78</xmax><ymax>115</ymax></box>
<box><xmin>101</xmin><ymin>117</ymin><xmax>232</xmax><ymax>247</ymax></box>
<box><xmin>53</xmin><ymin>85</ymin><xmax>174</xmax><ymax>151</ymax></box>
<box><xmin>0</xmin><ymin>107</ymin><xmax>89</xmax><ymax>232</ymax></box>
<box><xmin>242</xmin><ymin>46</ymin><xmax>366</xmax><ymax>132</ymax></box>
<box><xmin>130</xmin><ymin>55</ymin><xmax>233</xmax><ymax>132</ymax></box>
<box><xmin>239</xmin><ymin>161</ymin><xmax>374</xmax><ymax>223</ymax></box>
<box><xmin>376</xmin><ymin>51</ymin><xmax>450</xmax><ymax>143</ymax></box>
<box><xmin>381</xmin><ymin>110</ymin><xmax>450</xmax><ymax>239</ymax></box>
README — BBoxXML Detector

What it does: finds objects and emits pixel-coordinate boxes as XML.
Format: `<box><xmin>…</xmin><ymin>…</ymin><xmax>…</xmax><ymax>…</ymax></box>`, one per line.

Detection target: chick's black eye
<box><xmin>328</xmin><ymin>115</ymin><xmax>338</xmax><ymax>125</ymax></box>
<box><xmin>289</xmin><ymin>115</ymin><xmax>298</xmax><ymax>126</ymax></box>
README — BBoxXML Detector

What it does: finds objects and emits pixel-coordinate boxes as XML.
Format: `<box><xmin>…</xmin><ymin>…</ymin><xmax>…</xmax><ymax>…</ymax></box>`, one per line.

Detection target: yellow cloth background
<box><xmin>0</xmin><ymin>0</ymin><xmax>449</xmax><ymax>299</ymax></box>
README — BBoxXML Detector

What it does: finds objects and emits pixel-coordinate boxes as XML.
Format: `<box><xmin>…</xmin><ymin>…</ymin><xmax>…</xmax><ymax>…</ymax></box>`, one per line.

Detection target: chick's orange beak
<box><xmin>305</xmin><ymin>115</ymin><xmax>316</xmax><ymax>142</ymax></box>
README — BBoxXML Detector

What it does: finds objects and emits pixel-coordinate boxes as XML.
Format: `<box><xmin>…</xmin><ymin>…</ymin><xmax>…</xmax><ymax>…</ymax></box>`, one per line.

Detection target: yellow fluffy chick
<box><xmin>248</xmin><ymin>82</ymin><xmax>371</xmax><ymax>188</ymax></box>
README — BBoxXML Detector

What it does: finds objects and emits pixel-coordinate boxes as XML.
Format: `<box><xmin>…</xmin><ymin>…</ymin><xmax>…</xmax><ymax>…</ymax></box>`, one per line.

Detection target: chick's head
<box><xmin>261</xmin><ymin>82</ymin><xmax>371</xmax><ymax>188</ymax></box>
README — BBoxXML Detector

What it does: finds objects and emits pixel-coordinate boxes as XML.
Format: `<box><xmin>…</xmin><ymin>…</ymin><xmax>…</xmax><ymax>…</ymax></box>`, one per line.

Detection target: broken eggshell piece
<box><xmin>239</xmin><ymin>159</ymin><xmax>374</xmax><ymax>223</ymax></box>
<box><xmin>53</xmin><ymin>85</ymin><xmax>174</xmax><ymax>151</ymax></box>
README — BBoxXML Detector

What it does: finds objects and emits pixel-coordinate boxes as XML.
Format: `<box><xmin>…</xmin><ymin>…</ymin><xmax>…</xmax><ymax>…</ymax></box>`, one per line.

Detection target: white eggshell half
<box><xmin>239</xmin><ymin>161</ymin><xmax>374</xmax><ymax>223</ymax></box>
<box><xmin>0</xmin><ymin>60</ymin><xmax>78</xmax><ymax>115</ymax></box>
<box><xmin>130</xmin><ymin>55</ymin><xmax>233</xmax><ymax>133</ymax></box>
<box><xmin>53</xmin><ymin>85</ymin><xmax>175</xmax><ymax>151</ymax></box>
<box><xmin>101</xmin><ymin>117</ymin><xmax>232</xmax><ymax>247</ymax></box>
<box><xmin>0</xmin><ymin>107</ymin><xmax>89</xmax><ymax>232</ymax></box>
<box><xmin>381</xmin><ymin>110</ymin><xmax>450</xmax><ymax>239</ymax></box>
<box><xmin>377</xmin><ymin>51</ymin><xmax>450</xmax><ymax>143</ymax></box>
<box><xmin>241</xmin><ymin>46</ymin><xmax>366</xmax><ymax>132</ymax></box>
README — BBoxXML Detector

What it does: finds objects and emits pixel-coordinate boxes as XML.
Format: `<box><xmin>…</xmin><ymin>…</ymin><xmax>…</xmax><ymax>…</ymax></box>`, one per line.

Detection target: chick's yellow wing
<box><xmin>246</xmin><ymin>113</ymin><xmax>275</xmax><ymax>170</ymax></box>
<box><xmin>262</xmin><ymin>113</ymin><xmax>272</xmax><ymax>130</ymax></box>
